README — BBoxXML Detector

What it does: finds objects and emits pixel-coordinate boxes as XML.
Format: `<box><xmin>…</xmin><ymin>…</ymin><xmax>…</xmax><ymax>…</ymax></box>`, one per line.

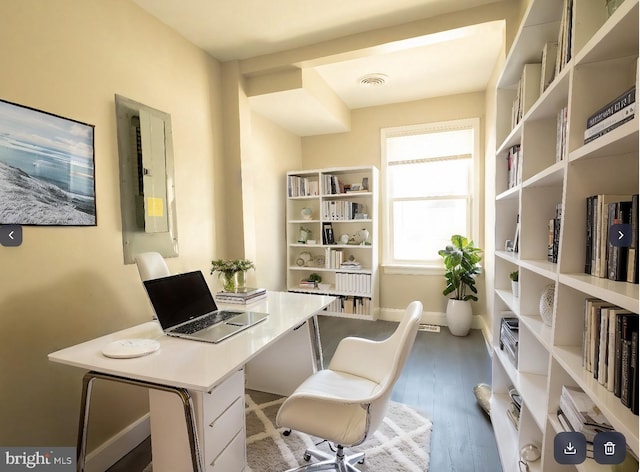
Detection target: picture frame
<box><xmin>0</xmin><ymin>98</ymin><xmax>96</xmax><ymax>226</ymax></box>
<box><xmin>322</xmin><ymin>222</ymin><xmax>335</xmax><ymax>245</ymax></box>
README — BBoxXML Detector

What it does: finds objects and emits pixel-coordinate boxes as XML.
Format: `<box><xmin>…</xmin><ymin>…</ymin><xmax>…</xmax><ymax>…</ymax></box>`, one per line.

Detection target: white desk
<box><xmin>49</xmin><ymin>291</ymin><xmax>334</xmax><ymax>472</ymax></box>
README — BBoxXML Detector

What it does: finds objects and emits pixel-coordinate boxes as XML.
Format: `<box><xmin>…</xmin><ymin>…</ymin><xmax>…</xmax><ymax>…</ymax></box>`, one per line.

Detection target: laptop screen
<box><xmin>143</xmin><ymin>271</ymin><xmax>218</xmax><ymax>329</ymax></box>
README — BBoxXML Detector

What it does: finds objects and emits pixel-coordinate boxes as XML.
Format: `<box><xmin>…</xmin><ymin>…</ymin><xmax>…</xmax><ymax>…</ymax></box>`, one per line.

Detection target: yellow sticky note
<box><xmin>147</xmin><ymin>197</ymin><xmax>164</xmax><ymax>217</ymax></box>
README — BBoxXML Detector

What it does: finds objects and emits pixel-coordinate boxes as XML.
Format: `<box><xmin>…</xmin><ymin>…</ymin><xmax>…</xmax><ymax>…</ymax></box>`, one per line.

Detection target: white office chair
<box><xmin>134</xmin><ymin>252</ymin><xmax>170</xmax><ymax>281</ymax></box>
<box><xmin>276</xmin><ymin>301</ymin><xmax>422</xmax><ymax>472</ymax></box>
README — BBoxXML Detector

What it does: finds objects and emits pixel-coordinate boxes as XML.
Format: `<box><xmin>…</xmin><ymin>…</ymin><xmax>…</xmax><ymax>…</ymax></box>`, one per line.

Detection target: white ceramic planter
<box><xmin>511</xmin><ymin>280</ymin><xmax>519</xmax><ymax>298</ymax></box>
<box><xmin>445</xmin><ymin>299</ymin><xmax>473</xmax><ymax>336</ymax></box>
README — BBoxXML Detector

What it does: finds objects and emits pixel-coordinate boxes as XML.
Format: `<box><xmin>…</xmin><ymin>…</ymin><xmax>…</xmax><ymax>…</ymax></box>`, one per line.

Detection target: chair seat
<box><xmin>277</xmin><ymin>370</ymin><xmax>381</xmax><ymax>446</ymax></box>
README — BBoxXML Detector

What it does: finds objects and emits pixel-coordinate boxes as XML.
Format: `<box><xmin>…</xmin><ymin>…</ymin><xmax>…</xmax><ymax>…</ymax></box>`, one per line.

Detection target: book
<box><xmin>585</xmin><ymin>195</ymin><xmax>595</xmax><ymax>274</ymax></box>
<box><xmin>540</xmin><ymin>41</ymin><xmax>558</xmax><ymax>94</ymax></box>
<box><xmin>627</xmin><ymin>194</ymin><xmax>639</xmax><ymax>284</ymax></box>
<box><xmin>548</xmin><ymin>217</ymin><xmax>560</xmax><ymax>263</ymax></box>
<box><xmin>608</xmin><ymin>200</ymin><xmax>633</xmax><ymax>281</ymax></box>
<box><xmin>586</xmin><ymin>86</ymin><xmax>636</xmax><ymax>129</ymax></box>
<box><xmin>215</xmin><ymin>293</ymin><xmax>267</xmax><ymax>304</ymax></box>
<box><xmin>556</xmin><ymin>105</ymin><xmax>568</xmax><ymax>161</ymax></box>
<box><xmin>612</xmin><ymin>310</ymin><xmax>632</xmax><ymax>397</ymax></box>
<box><xmin>620</xmin><ymin>315</ymin><xmax>639</xmax><ymax>408</ymax></box>
<box><xmin>631</xmin><ymin>330</ymin><xmax>638</xmax><ymax>414</ymax></box>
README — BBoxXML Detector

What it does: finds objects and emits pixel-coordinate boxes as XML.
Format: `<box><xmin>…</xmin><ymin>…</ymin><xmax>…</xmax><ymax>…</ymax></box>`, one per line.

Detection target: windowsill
<box><xmin>382</xmin><ymin>264</ymin><xmax>445</xmax><ymax>276</ymax></box>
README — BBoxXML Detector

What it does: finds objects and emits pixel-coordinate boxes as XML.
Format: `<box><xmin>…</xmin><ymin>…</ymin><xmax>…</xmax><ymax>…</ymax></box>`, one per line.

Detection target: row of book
<box><xmin>288</xmin><ymin>175</ymin><xmax>319</xmax><ymax>197</ymax></box>
<box><xmin>215</xmin><ymin>287</ymin><xmax>267</xmax><ymax>305</ymax></box>
<box><xmin>584</xmin><ymin>86</ymin><xmax>636</xmax><ymax>145</ymax></box>
<box><xmin>511</xmin><ymin>63</ymin><xmax>541</xmax><ymax>128</ymax></box>
<box><xmin>505</xmin><ymin>145</ymin><xmax>521</xmax><ymax>189</ymax></box>
<box><xmin>322</xmin><ymin>200</ymin><xmax>367</xmax><ymax>221</ymax></box>
<box><xmin>325</xmin><ymin>295</ymin><xmax>372</xmax><ymax>316</ymax></box>
<box><xmin>585</xmin><ymin>194</ymin><xmax>639</xmax><ymax>283</ymax></box>
<box><xmin>583</xmin><ymin>298</ymin><xmax>638</xmax><ymax>415</ymax></box>
<box><xmin>335</xmin><ymin>272</ymin><xmax>371</xmax><ymax>296</ymax></box>
<box><xmin>548</xmin><ymin>203</ymin><xmax>562</xmax><ymax>263</ymax></box>
<box><xmin>556</xmin><ymin>0</ymin><xmax>573</xmax><ymax>76</ymax></box>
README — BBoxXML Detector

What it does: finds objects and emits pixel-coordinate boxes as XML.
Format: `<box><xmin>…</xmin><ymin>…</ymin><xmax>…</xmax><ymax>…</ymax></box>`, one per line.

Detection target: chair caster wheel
<box><xmin>303</xmin><ymin>453</ymin><xmax>311</xmax><ymax>462</ymax></box>
<box><xmin>283</xmin><ymin>429</ymin><xmax>291</xmax><ymax>436</ymax></box>
<box><xmin>358</xmin><ymin>458</ymin><xmax>365</xmax><ymax>464</ymax></box>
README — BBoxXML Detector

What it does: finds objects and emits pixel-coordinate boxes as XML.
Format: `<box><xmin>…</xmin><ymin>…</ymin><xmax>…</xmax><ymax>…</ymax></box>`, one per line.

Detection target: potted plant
<box><xmin>211</xmin><ymin>258</ymin><xmax>255</xmax><ymax>292</ymax></box>
<box><xmin>509</xmin><ymin>270</ymin><xmax>519</xmax><ymax>298</ymax></box>
<box><xmin>438</xmin><ymin>235</ymin><xmax>482</xmax><ymax>336</ymax></box>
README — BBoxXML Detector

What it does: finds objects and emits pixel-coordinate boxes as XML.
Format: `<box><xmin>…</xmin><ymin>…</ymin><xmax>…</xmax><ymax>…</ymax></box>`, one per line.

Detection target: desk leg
<box><xmin>76</xmin><ymin>371</ymin><xmax>203</xmax><ymax>472</ymax></box>
<box><xmin>308</xmin><ymin>315</ymin><xmax>324</xmax><ymax>371</ymax></box>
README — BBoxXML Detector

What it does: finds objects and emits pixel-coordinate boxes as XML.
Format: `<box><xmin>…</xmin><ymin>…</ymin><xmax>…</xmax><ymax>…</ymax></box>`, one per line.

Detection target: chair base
<box><xmin>285</xmin><ymin>444</ymin><xmax>365</xmax><ymax>472</ymax></box>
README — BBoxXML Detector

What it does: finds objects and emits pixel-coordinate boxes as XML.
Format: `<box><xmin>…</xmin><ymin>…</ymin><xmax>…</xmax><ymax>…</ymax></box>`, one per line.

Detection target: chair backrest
<box><xmin>134</xmin><ymin>252</ymin><xmax>170</xmax><ymax>281</ymax></box>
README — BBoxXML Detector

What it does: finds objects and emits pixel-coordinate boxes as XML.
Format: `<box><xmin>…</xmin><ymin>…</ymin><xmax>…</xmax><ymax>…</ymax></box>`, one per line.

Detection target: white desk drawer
<box><xmin>204</xmin><ymin>395</ymin><xmax>244</xmax><ymax>463</ymax></box>
<box><xmin>207</xmin><ymin>429</ymin><xmax>245</xmax><ymax>472</ymax></box>
<box><xmin>202</xmin><ymin>369</ymin><xmax>244</xmax><ymax>423</ymax></box>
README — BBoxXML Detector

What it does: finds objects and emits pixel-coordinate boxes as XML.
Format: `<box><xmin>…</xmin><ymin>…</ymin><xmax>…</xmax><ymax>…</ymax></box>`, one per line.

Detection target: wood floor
<box><xmin>107</xmin><ymin>316</ymin><xmax>502</xmax><ymax>472</ymax></box>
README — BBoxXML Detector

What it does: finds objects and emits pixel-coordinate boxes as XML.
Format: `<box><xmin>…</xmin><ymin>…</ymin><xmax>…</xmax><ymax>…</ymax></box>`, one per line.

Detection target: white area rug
<box><xmin>245</xmin><ymin>390</ymin><xmax>432</xmax><ymax>471</ymax></box>
<box><xmin>143</xmin><ymin>390</ymin><xmax>432</xmax><ymax>471</ymax></box>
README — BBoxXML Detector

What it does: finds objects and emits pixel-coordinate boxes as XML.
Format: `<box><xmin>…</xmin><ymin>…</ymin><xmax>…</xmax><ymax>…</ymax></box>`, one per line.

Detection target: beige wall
<box><xmin>0</xmin><ymin>0</ymin><xmax>223</xmax><ymax>449</ymax></box>
<box><xmin>249</xmin><ymin>113</ymin><xmax>303</xmax><ymax>290</ymax></box>
<box><xmin>302</xmin><ymin>92</ymin><xmax>487</xmax><ymax>316</ymax></box>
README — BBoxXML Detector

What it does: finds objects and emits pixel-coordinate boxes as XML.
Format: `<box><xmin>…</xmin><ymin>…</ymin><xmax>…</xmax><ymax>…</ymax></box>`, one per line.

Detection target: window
<box><xmin>382</xmin><ymin>119</ymin><xmax>479</xmax><ymax>269</ymax></box>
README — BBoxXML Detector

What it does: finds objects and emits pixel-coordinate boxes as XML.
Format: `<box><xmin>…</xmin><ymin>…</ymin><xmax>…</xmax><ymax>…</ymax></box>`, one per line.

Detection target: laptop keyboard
<box><xmin>171</xmin><ymin>310</ymin><xmax>242</xmax><ymax>335</ymax></box>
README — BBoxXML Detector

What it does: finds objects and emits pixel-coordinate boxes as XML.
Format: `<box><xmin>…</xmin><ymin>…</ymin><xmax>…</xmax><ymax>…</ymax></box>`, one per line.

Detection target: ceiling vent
<box><xmin>358</xmin><ymin>73</ymin><xmax>388</xmax><ymax>87</ymax></box>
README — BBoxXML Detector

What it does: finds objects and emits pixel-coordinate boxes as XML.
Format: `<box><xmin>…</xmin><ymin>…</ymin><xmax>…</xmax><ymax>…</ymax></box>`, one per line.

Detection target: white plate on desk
<box><xmin>102</xmin><ymin>339</ymin><xmax>160</xmax><ymax>359</ymax></box>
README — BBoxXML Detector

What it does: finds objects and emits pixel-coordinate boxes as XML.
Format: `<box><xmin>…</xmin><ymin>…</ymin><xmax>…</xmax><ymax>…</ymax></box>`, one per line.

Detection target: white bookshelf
<box><xmin>492</xmin><ymin>1</ymin><xmax>639</xmax><ymax>470</ymax></box>
<box><xmin>286</xmin><ymin>166</ymin><xmax>379</xmax><ymax>320</ymax></box>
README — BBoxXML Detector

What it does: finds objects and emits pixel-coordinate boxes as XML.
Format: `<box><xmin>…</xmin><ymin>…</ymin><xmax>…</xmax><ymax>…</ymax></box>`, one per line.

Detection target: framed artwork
<box><xmin>0</xmin><ymin>98</ymin><xmax>96</xmax><ymax>226</ymax></box>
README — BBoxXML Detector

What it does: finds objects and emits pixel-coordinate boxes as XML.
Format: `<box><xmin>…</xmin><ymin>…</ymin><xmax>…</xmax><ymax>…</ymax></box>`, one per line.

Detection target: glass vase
<box><xmin>236</xmin><ymin>270</ymin><xmax>247</xmax><ymax>291</ymax></box>
<box><xmin>222</xmin><ymin>272</ymin><xmax>236</xmax><ymax>292</ymax></box>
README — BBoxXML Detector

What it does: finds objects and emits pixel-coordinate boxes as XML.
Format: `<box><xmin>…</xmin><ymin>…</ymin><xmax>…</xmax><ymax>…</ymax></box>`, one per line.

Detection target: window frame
<box><xmin>380</xmin><ymin>118</ymin><xmax>481</xmax><ymax>274</ymax></box>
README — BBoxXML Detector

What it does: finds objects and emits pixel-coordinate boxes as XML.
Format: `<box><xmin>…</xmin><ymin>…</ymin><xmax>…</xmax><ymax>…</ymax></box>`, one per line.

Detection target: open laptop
<box><xmin>143</xmin><ymin>270</ymin><xmax>269</xmax><ymax>343</ymax></box>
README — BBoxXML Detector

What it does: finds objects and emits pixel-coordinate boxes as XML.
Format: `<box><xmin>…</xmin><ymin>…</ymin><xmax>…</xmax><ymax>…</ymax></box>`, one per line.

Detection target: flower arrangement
<box><xmin>211</xmin><ymin>258</ymin><xmax>255</xmax><ymax>292</ymax></box>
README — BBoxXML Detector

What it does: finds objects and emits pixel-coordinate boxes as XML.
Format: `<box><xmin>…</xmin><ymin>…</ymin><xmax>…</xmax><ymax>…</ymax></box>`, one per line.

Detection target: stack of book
<box><xmin>507</xmin><ymin>386</ymin><xmax>522</xmax><ymax>431</ymax></box>
<box><xmin>298</xmin><ymin>280</ymin><xmax>317</xmax><ymax>290</ymax></box>
<box><xmin>215</xmin><ymin>287</ymin><xmax>267</xmax><ymax>304</ymax></box>
<box><xmin>583</xmin><ymin>299</ymin><xmax>638</xmax><ymax>415</ymax></box>
<box><xmin>584</xmin><ymin>86</ymin><xmax>635</xmax><ymax>145</ymax></box>
<box><xmin>500</xmin><ymin>317</ymin><xmax>519</xmax><ymax>368</ymax></box>
<box><xmin>585</xmin><ymin>194</ymin><xmax>638</xmax><ymax>282</ymax></box>
<box><xmin>557</xmin><ymin>386</ymin><xmax>614</xmax><ymax>442</ymax></box>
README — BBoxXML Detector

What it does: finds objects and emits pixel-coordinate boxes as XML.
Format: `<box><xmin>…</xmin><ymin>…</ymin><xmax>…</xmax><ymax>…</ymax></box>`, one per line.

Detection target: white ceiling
<box><xmin>132</xmin><ymin>0</ymin><xmax>506</xmax><ymax>135</ymax></box>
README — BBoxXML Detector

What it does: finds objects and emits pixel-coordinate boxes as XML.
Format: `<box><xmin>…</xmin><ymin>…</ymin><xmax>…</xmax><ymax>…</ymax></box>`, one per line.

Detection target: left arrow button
<box><xmin>0</xmin><ymin>225</ymin><xmax>22</xmax><ymax>247</ymax></box>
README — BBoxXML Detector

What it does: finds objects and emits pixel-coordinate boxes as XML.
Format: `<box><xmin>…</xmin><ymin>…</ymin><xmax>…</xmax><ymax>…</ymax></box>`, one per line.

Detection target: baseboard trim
<box><xmin>85</xmin><ymin>413</ymin><xmax>150</xmax><ymax>472</ymax></box>
<box><xmin>378</xmin><ymin>307</ymin><xmax>484</xmax><ymax>330</ymax></box>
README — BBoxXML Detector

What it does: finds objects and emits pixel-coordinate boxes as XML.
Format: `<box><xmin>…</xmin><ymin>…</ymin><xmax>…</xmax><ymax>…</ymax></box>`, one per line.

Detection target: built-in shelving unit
<box><xmin>492</xmin><ymin>0</ymin><xmax>639</xmax><ymax>470</ymax></box>
<box><xmin>286</xmin><ymin>166</ymin><xmax>379</xmax><ymax>319</ymax></box>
